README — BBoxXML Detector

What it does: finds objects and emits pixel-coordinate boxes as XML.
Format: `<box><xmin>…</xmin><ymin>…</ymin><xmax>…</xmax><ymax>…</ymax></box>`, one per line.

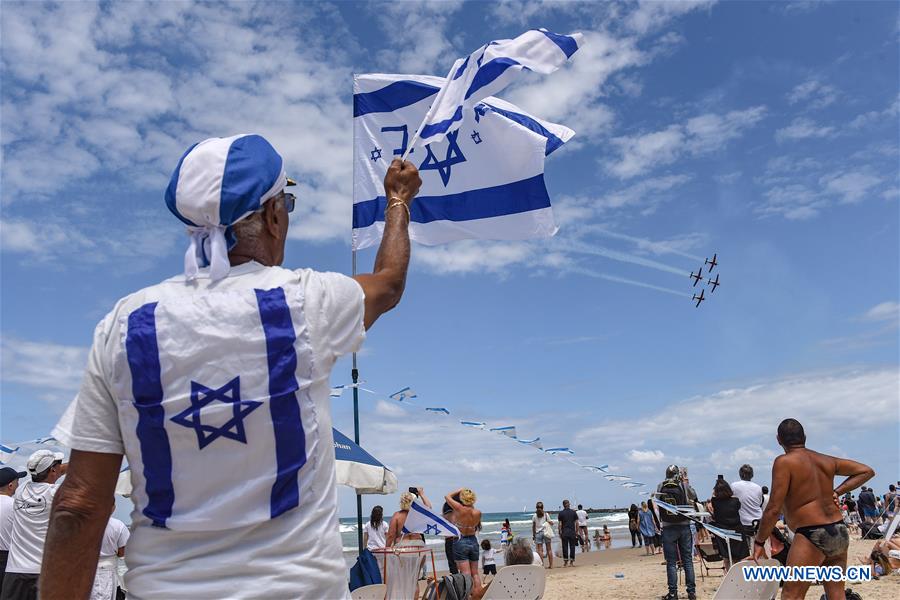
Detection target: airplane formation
<box><xmin>689</xmin><ymin>253</ymin><xmax>719</xmax><ymax>308</ymax></box>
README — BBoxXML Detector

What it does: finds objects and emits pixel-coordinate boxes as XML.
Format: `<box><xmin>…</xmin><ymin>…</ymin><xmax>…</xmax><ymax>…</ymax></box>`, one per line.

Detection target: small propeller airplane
<box><xmin>692</xmin><ymin>289</ymin><xmax>705</xmax><ymax>307</ymax></box>
<box><xmin>707</xmin><ymin>273</ymin><xmax>720</xmax><ymax>292</ymax></box>
<box><xmin>705</xmin><ymin>253</ymin><xmax>718</xmax><ymax>272</ymax></box>
<box><xmin>690</xmin><ymin>267</ymin><xmax>704</xmax><ymax>286</ymax></box>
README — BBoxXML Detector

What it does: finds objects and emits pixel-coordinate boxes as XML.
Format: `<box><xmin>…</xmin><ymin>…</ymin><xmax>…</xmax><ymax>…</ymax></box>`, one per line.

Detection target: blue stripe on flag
<box><xmin>464</xmin><ymin>57</ymin><xmax>523</xmax><ymax>101</ymax></box>
<box><xmin>404</xmin><ymin>501</ymin><xmax>460</xmax><ymax>535</ymax></box>
<box><xmin>125</xmin><ymin>302</ymin><xmax>174</xmax><ymax>528</ymax></box>
<box><xmin>538</xmin><ymin>29</ymin><xmax>579</xmax><ymax>58</ymax></box>
<box><xmin>419</xmin><ymin>106</ymin><xmax>464</xmax><ymax>140</ymax></box>
<box><xmin>453</xmin><ymin>56</ymin><xmax>470</xmax><ymax>80</ymax></box>
<box><xmin>353</xmin><ymin>80</ymin><xmax>438</xmax><ymax>117</ymax></box>
<box><xmin>353</xmin><ymin>174</ymin><xmax>550</xmax><ymax>229</ymax></box>
<box><xmin>484</xmin><ymin>104</ymin><xmax>565</xmax><ymax>156</ymax></box>
<box><xmin>256</xmin><ymin>287</ymin><xmax>307</xmax><ymax>519</ymax></box>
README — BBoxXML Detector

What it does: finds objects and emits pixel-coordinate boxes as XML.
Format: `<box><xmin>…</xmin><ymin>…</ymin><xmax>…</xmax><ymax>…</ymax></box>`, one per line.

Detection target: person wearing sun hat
<box><xmin>42</xmin><ymin>134</ymin><xmax>422</xmax><ymax>599</ymax></box>
<box><xmin>1</xmin><ymin>450</ymin><xmax>67</xmax><ymax>600</ymax></box>
<box><xmin>0</xmin><ymin>467</ymin><xmax>27</xmax><ymax>591</ymax></box>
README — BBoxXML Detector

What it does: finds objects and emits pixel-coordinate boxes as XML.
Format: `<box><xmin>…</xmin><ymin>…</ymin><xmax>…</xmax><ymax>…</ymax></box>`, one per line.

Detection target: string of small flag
<box><xmin>331</xmin><ymin>382</ymin><xmax>649</xmax><ymax>493</ymax></box>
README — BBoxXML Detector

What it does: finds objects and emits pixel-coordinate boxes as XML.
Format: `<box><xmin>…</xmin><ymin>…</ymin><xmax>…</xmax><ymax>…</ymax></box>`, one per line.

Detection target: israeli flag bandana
<box><xmin>165</xmin><ymin>134</ymin><xmax>288</xmax><ymax>281</ymax></box>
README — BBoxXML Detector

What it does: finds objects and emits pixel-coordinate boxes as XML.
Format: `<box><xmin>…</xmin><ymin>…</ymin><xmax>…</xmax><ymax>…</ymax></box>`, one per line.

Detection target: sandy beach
<box><xmin>535</xmin><ymin>538</ymin><xmax>900</xmax><ymax>599</ymax></box>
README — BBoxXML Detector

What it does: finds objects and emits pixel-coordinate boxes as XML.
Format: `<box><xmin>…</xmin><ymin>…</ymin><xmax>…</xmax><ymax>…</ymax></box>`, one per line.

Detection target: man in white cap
<box><xmin>1</xmin><ymin>451</ymin><xmax>67</xmax><ymax>600</ymax></box>
<box><xmin>0</xmin><ymin>466</ymin><xmax>27</xmax><ymax>591</ymax></box>
<box><xmin>41</xmin><ymin>134</ymin><xmax>421</xmax><ymax>599</ymax></box>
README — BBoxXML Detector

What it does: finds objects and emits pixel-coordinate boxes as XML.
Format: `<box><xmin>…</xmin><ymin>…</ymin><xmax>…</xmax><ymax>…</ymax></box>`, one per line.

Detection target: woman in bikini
<box><xmin>444</xmin><ymin>488</ymin><xmax>483</xmax><ymax>592</ymax></box>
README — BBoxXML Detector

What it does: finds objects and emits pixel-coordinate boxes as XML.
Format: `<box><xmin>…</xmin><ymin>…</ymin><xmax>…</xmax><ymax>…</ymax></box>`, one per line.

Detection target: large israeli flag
<box><xmin>411</xmin><ymin>29</ymin><xmax>583</xmax><ymax>147</ymax></box>
<box><xmin>352</xmin><ymin>73</ymin><xmax>575</xmax><ymax>250</ymax></box>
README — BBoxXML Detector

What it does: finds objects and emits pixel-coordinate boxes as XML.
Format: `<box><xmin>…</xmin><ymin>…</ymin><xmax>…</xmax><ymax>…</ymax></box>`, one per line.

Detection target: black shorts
<box><xmin>0</xmin><ymin>572</ymin><xmax>38</xmax><ymax>600</ymax></box>
<box><xmin>483</xmin><ymin>563</ymin><xmax>497</xmax><ymax>575</ymax></box>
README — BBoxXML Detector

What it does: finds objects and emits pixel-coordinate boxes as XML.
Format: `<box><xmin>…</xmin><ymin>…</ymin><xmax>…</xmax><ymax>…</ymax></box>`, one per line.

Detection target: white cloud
<box><xmin>1</xmin><ymin>2</ymin><xmax>356</xmax><ymax>245</ymax></box>
<box><xmin>848</xmin><ymin>96</ymin><xmax>900</xmax><ymax>129</ymax></box>
<box><xmin>775</xmin><ymin>117</ymin><xmax>835</xmax><ymax>143</ymax></box>
<box><xmin>820</xmin><ymin>170</ymin><xmax>882</xmax><ymax>204</ymax></box>
<box><xmin>576</xmin><ymin>368</ymin><xmax>900</xmax><ymax>448</ymax></box>
<box><xmin>373</xmin><ymin>1</ymin><xmax>463</xmax><ymax>75</ymax></box>
<box><xmin>624</xmin><ymin>1</ymin><xmax>716</xmax><ymax>35</ymax></box>
<box><xmin>786</xmin><ymin>78</ymin><xmax>839</xmax><ymax>109</ymax></box>
<box><xmin>414</xmin><ymin>240</ymin><xmax>535</xmax><ymax>275</ymax></box>
<box><xmin>628</xmin><ymin>449</ymin><xmax>666</xmax><ymax>463</ymax></box>
<box><xmin>606</xmin><ymin>106</ymin><xmax>766</xmax><ymax>178</ymax></box>
<box><xmin>1</xmin><ymin>338</ymin><xmax>89</xmax><ymax>408</ymax></box>
<box><xmin>709</xmin><ymin>444</ymin><xmax>778</xmax><ymax>471</ymax></box>
<box><xmin>863</xmin><ymin>301</ymin><xmax>900</xmax><ymax>324</ymax></box>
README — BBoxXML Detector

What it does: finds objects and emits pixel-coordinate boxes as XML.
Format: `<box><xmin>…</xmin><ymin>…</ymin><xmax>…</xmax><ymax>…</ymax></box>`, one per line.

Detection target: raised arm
<box><xmin>754</xmin><ymin>455</ymin><xmax>790</xmax><ymax>558</ymax></box>
<box><xmin>833</xmin><ymin>456</ymin><xmax>875</xmax><ymax>496</ymax></box>
<box><xmin>40</xmin><ymin>450</ymin><xmax>122</xmax><ymax>599</ymax></box>
<box><xmin>353</xmin><ymin>159</ymin><xmax>422</xmax><ymax>330</ymax></box>
<box><xmin>444</xmin><ymin>488</ymin><xmax>465</xmax><ymax>513</ymax></box>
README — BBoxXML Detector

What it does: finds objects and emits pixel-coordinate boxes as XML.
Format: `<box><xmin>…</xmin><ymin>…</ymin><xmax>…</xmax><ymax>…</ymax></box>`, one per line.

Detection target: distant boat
<box><xmin>522</xmin><ymin>505</ymin><xmax>527</xmax><ymax>512</ymax></box>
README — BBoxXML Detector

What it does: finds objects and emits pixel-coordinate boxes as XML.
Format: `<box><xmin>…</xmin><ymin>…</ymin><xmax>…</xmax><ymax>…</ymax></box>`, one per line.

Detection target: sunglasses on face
<box><xmin>282</xmin><ymin>192</ymin><xmax>296</xmax><ymax>213</ymax></box>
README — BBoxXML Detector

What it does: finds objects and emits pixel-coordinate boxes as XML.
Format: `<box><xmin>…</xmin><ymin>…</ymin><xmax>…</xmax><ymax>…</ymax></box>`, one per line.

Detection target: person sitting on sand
<box><xmin>445</xmin><ymin>488</ymin><xmax>484</xmax><ymax>591</ymax></box>
<box><xmin>592</xmin><ymin>529</ymin><xmax>602</xmax><ymax>549</ymax></box>
<box><xmin>639</xmin><ymin>501</ymin><xmax>660</xmax><ymax>556</ymax></box>
<box><xmin>532</xmin><ymin>501</ymin><xmax>555</xmax><ymax>568</ymax></box>
<box><xmin>754</xmin><ymin>418</ymin><xmax>875</xmax><ymax>600</ymax></box>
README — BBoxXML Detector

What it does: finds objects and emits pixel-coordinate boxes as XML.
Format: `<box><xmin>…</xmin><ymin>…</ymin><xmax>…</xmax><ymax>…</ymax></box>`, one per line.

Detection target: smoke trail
<box><xmin>555</xmin><ymin>239</ymin><xmax>688</xmax><ymax>277</ymax></box>
<box><xmin>581</xmin><ymin>226</ymin><xmax>705</xmax><ymax>262</ymax></box>
<box><xmin>565</xmin><ymin>265</ymin><xmax>692</xmax><ymax>298</ymax></box>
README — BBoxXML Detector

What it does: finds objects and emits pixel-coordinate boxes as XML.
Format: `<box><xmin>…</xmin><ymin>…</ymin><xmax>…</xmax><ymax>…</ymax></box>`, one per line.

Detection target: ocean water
<box><xmin>340</xmin><ymin>510</ymin><xmax>631</xmax><ymax>570</ymax></box>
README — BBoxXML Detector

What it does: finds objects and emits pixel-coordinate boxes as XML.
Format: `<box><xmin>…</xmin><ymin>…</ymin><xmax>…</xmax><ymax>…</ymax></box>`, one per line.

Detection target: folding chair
<box><xmin>696</xmin><ymin>543</ymin><xmax>727</xmax><ymax>579</ymax></box>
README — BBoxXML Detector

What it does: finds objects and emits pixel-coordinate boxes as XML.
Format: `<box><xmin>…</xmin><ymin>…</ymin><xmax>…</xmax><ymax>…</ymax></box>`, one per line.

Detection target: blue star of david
<box><xmin>370</xmin><ymin>147</ymin><xmax>382</xmax><ymax>161</ymax></box>
<box><xmin>170</xmin><ymin>377</ymin><xmax>262</xmax><ymax>450</ymax></box>
<box><xmin>424</xmin><ymin>523</ymin><xmax>440</xmax><ymax>535</ymax></box>
<box><xmin>419</xmin><ymin>130</ymin><xmax>466</xmax><ymax>187</ymax></box>
<box><xmin>471</xmin><ymin>131</ymin><xmax>482</xmax><ymax>144</ymax></box>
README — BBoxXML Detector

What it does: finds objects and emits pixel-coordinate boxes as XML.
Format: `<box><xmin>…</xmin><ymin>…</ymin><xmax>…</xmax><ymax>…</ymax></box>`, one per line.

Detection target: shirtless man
<box><xmin>444</xmin><ymin>488</ymin><xmax>483</xmax><ymax>592</ymax></box>
<box><xmin>754</xmin><ymin>418</ymin><xmax>874</xmax><ymax>600</ymax></box>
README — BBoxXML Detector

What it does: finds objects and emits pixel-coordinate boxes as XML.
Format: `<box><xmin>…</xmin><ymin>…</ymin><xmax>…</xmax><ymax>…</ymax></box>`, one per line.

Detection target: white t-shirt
<box><xmin>100</xmin><ymin>517</ymin><xmax>130</xmax><ymax>557</ymax></box>
<box><xmin>482</xmin><ymin>547</ymin><xmax>496</xmax><ymax>566</ymax></box>
<box><xmin>364</xmin><ymin>521</ymin><xmax>388</xmax><ymax>550</ymax></box>
<box><xmin>0</xmin><ymin>494</ymin><xmax>14</xmax><ymax>551</ymax></box>
<box><xmin>52</xmin><ymin>263</ymin><xmax>365</xmax><ymax>599</ymax></box>
<box><xmin>5</xmin><ymin>481</ymin><xmax>60</xmax><ymax>574</ymax></box>
<box><xmin>731</xmin><ymin>480</ymin><xmax>764</xmax><ymax>526</ymax></box>
<box><xmin>576</xmin><ymin>509</ymin><xmax>588</xmax><ymax>527</ymax></box>
<box><xmin>532</xmin><ymin>513</ymin><xmax>550</xmax><ymax>531</ymax></box>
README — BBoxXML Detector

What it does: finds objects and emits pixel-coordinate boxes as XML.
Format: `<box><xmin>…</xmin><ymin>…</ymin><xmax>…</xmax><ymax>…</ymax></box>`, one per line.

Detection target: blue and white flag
<box><xmin>389</xmin><ymin>387</ymin><xmax>418</xmax><ymax>402</ymax></box>
<box><xmin>425</xmin><ymin>407</ymin><xmax>451</xmax><ymax>415</ymax></box>
<box><xmin>0</xmin><ymin>444</ymin><xmax>19</xmax><ymax>463</ymax></box>
<box><xmin>489</xmin><ymin>425</ymin><xmax>517</xmax><ymax>438</ymax></box>
<box><xmin>353</xmin><ymin>73</ymin><xmax>574</xmax><ymax>250</ymax></box>
<box><xmin>460</xmin><ymin>421</ymin><xmax>486</xmax><ymax>429</ymax></box>
<box><xmin>621</xmin><ymin>481</ymin><xmax>645</xmax><ymax>488</ymax></box>
<box><xmin>402</xmin><ymin>498</ymin><xmax>461</xmax><ymax>537</ymax></box>
<box><xmin>516</xmin><ymin>437</ymin><xmax>543</xmax><ymax>450</ymax></box>
<box><xmin>408</xmin><ymin>29</ymin><xmax>583</xmax><ymax>148</ymax></box>
<box><xmin>582</xmin><ymin>465</ymin><xmax>609</xmax><ymax>473</ymax></box>
<box><xmin>545</xmin><ymin>447</ymin><xmax>574</xmax><ymax>455</ymax></box>
<box><xmin>604</xmin><ymin>474</ymin><xmax>632</xmax><ymax>482</ymax></box>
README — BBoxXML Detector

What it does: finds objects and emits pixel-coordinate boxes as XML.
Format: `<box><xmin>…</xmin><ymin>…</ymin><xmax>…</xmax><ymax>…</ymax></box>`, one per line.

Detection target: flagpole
<box><xmin>352</xmin><ymin>250</ymin><xmax>364</xmax><ymax>556</ymax></box>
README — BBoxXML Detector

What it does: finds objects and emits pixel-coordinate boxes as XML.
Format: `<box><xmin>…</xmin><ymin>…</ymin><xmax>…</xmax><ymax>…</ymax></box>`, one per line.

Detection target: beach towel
<box><xmin>348</xmin><ymin>549</ymin><xmax>382</xmax><ymax>592</ymax></box>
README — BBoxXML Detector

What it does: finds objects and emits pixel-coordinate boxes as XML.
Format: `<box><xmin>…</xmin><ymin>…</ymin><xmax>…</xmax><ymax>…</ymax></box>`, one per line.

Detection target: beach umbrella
<box><xmin>332</xmin><ymin>428</ymin><xmax>398</xmax><ymax>495</ymax></box>
<box><xmin>107</xmin><ymin>428</ymin><xmax>399</xmax><ymax>497</ymax></box>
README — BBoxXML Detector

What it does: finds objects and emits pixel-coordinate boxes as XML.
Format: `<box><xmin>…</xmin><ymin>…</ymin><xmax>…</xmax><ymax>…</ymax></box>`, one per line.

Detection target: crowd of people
<box><xmin>0</xmin><ymin>453</ymin><xmax>128</xmax><ymax>600</ymax></box>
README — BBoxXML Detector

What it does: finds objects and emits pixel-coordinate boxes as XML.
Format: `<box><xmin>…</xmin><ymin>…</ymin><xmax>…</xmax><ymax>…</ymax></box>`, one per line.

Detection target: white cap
<box><xmin>26</xmin><ymin>449</ymin><xmax>64</xmax><ymax>476</ymax></box>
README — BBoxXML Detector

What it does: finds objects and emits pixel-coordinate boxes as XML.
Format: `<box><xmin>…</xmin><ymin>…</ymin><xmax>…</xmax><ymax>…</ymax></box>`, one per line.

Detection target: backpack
<box><xmin>657</xmin><ymin>479</ymin><xmax>688</xmax><ymax>523</ymax></box>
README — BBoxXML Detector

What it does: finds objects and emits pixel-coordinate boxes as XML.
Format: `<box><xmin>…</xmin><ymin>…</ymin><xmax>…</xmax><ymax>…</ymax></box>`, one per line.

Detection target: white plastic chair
<box><xmin>711</xmin><ymin>559</ymin><xmax>779</xmax><ymax>600</ymax></box>
<box><xmin>482</xmin><ymin>564</ymin><xmax>546</xmax><ymax>600</ymax></box>
<box><xmin>351</xmin><ymin>583</ymin><xmax>387</xmax><ymax>600</ymax></box>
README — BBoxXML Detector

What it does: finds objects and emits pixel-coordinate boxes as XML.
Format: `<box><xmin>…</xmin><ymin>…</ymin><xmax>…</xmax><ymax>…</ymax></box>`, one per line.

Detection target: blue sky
<box><xmin>1</xmin><ymin>1</ymin><xmax>898</xmax><ymax>517</ymax></box>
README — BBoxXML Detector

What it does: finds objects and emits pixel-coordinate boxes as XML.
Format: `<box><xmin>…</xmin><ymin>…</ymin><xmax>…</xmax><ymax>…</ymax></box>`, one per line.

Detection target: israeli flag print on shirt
<box><xmin>352</xmin><ymin>73</ymin><xmax>575</xmax><ymax>250</ymax></box>
<box><xmin>112</xmin><ymin>286</ymin><xmax>312</xmax><ymax>530</ymax></box>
